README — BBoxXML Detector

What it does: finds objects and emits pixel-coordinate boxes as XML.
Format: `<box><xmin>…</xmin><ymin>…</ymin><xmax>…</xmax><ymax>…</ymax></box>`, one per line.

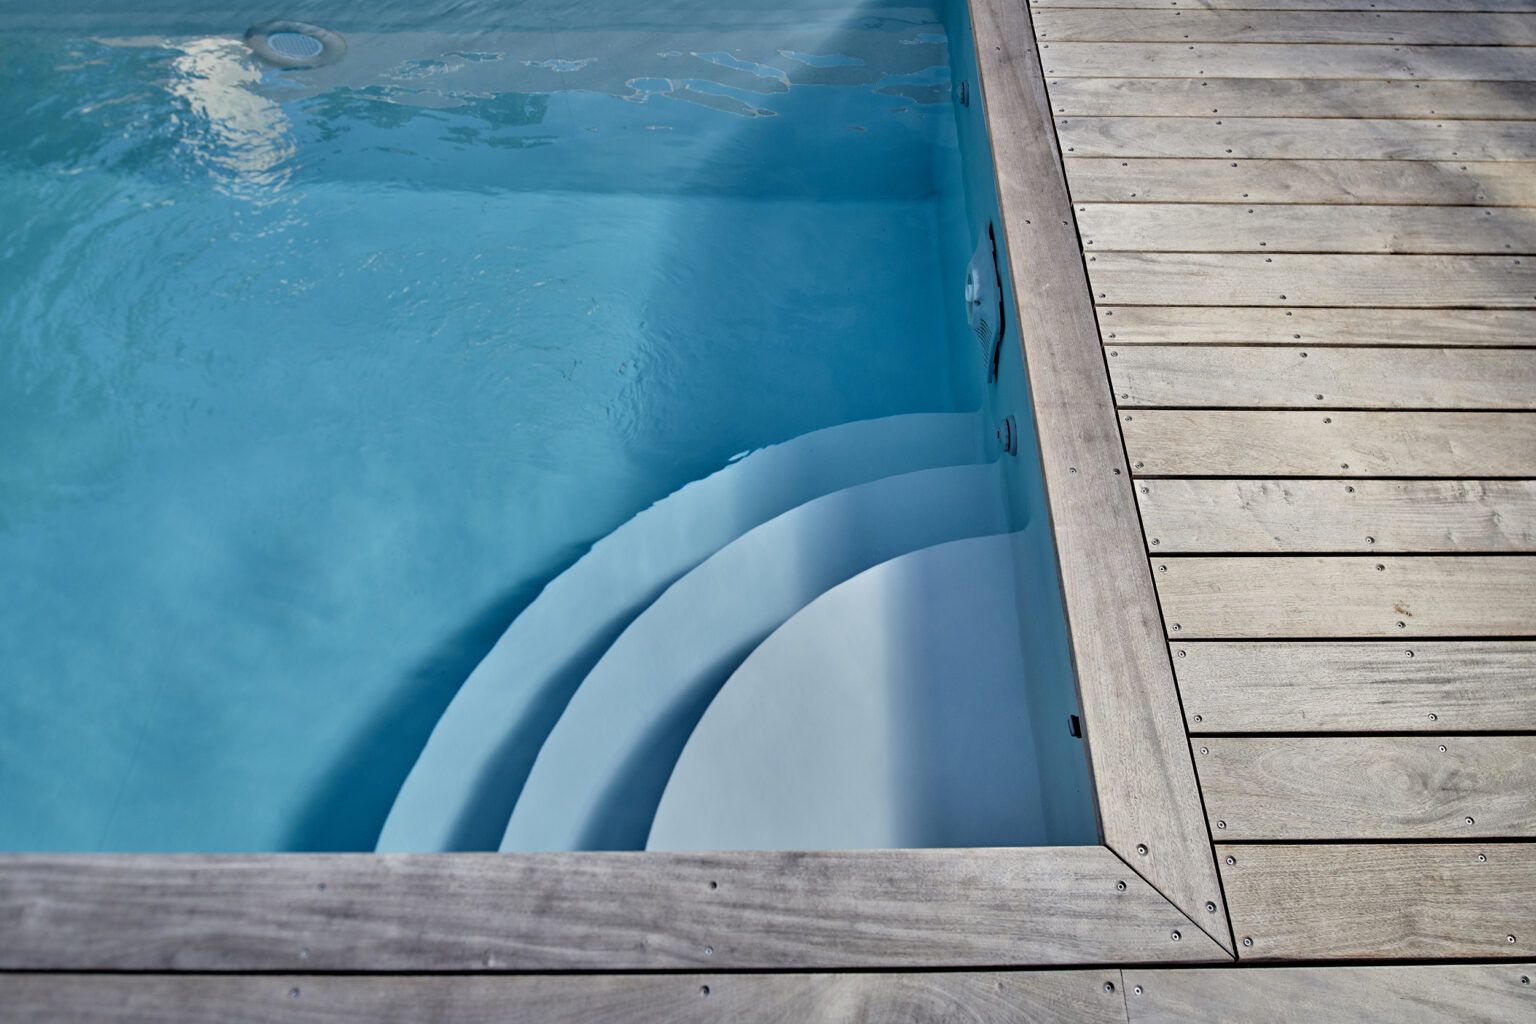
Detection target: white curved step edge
<box><xmin>377</xmin><ymin>412</ymin><xmax>989</xmax><ymax>851</ymax></box>
<box><xmin>500</xmin><ymin>461</ymin><xmax>1012</xmax><ymax>852</ymax></box>
<box><xmin>646</xmin><ymin>529</ymin><xmax>1052</xmax><ymax>852</ymax></box>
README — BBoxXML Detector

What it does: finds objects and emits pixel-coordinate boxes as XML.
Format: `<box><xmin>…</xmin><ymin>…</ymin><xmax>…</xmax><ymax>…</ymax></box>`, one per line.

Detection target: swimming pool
<box><xmin>0</xmin><ymin>0</ymin><xmax>1095</xmax><ymax>851</ymax></box>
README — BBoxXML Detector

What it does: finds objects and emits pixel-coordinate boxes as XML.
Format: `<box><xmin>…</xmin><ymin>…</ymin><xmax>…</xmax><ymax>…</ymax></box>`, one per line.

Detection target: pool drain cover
<box><xmin>244</xmin><ymin>20</ymin><xmax>346</xmax><ymax>69</ymax></box>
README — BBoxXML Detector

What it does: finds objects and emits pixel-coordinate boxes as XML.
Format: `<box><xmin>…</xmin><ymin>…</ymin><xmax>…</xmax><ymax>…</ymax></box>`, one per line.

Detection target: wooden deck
<box><xmin>1034</xmin><ymin>0</ymin><xmax>1536</xmax><ymax>964</ymax></box>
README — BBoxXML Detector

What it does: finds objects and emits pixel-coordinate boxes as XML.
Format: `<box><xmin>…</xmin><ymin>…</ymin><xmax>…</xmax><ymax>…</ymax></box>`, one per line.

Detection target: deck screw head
<box><xmin>1397</xmin><ymin>622</ymin><xmax>1406</xmax><ymax>629</ymax></box>
<box><xmin>1170</xmin><ymin>930</ymin><xmax>1182</xmax><ymax>941</ymax></box>
<box><xmin>1439</xmin><ymin>744</ymin><xmax>1447</xmax><ymax>752</ymax></box>
<box><xmin>1242</xmin><ymin>937</ymin><xmax>1253</xmax><ymax>948</ymax></box>
<box><xmin>1136</xmin><ymin>844</ymin><xmax>1149</xmax><ymax>856</ymax></box>
<box><xmin>1466</xmin><ymin>817</ymin><xmax>1476</xmax><ymax>826</ymax></box>
<box><xmin>704</xmin><ymin>946</ymin><xmax>714</xmax><ymax>956</ymax></box>
<box><xmin>1180</xmin><ymin>652</ymin><xmax>1189</xmax><ymax>661</ymax></box>
<box><xmin>1134</xmin><ymin>986</ymin><xmax>1144</xmax><ymax>995</ymax></box>
<box><xmin>1216</xmin><ymin>820</ymin><xmax>1227</xmax><ymax>829</ymax></box>
<box><xmin>289</xmin><ymin>988</ymin><xmax>301</xmax><ymax>1000</ymax></box>
<box><xmin>1509</xmin><ymin>935</ymin><xmax>1518</xmax><ymax>944</ymax></box>
<box><xmin>701</xmin><ymin>985</ymin><xmax>711</xmax><ymax>996</ymax></box>
<box><xmin>1477</xmin><ymin>853</ymin><xmax>1487</xmax><ymax>862</ymax></box>
<box><xmin>1171</xmin><ymin>623</ymin><xmax>1181</xmax><ymax>631</ymax></box>
<box><xmin>1521</xmin><ymin>975</ymin><xmax>1529</xmax><ymax>984</ymax></box>
<box><xmin>1225</xmin><ymin>856</ymin><xmax>1236</xmax><ymax>866</ymax></box>
<box><xmin>1104</xmin><ymin>981</ymin><xmax>1116</xmax><ymax>993</ymax></box>
<box><xmin>1116</xmin><ymin>880</ymin><xmax>1128</xmax><ymax>891</ymax></box>
<box><xmin>1199</xmin><ymin>746</ymin><xmax>1209</xmax><ymax>754</ymax></box>
<box><xmin>1150</xmin><ymin>538</ymin><xmax>1159</xmax><ymax>545</ymax></box>
<box><xmin>1206</xmin><ymin>901</ymin><xmax>1217</xmax><ymax>913</ymax></box>
<box><xmin>1428</xmin><ymin>713</ymin><xmax>1438</xmax><ymax>721</ymax></box>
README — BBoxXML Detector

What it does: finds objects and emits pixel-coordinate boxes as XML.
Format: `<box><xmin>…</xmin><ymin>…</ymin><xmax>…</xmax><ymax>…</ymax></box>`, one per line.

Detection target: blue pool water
<box><xmin>1</xmin><ymin>1</ymin><xmax>1094</xmax><ymax>852</ymax></box>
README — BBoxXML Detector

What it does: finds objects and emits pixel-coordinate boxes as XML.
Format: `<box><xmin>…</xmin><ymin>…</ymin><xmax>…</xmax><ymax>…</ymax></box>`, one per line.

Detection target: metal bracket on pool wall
<box><xmin>966</xmin><ymin>222</ymin><xmax>1005</xmax><ymax>383</ymax></box>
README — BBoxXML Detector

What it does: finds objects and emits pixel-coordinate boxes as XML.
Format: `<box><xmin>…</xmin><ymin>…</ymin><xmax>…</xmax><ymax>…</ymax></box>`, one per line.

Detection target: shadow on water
<box><xmin>287</xmin><ymin>0</ymin><xmax>964</xmax><ymax>852</ymax></box>
<box><xmin>282</xmin><ymin>568</ymin><xmax>558</xmax><ymax>851</ymax></box>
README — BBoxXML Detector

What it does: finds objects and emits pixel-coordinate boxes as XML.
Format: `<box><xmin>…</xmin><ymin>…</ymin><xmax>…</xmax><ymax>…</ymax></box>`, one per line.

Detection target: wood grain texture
<box><xmin>1109</xmin><ymin>347</ymin><xmax>1536</xmax><ymax>408</ymax></box>
<box><xmin>1064</xmin><ymin>159</ymin><xmax>1536</xmax><ymax>206</ymax></box>
<box><xmin>1174</xmin><ymin>640</ymin><xmax>1536</xmax><ymax>732</ymax></box>
<box><xmin>1089</xmin><ymin>254</ymin><xmax>1536</xmax><ymax>307</ymax></box>
<box><xmin>1039</xmin><ymin>43</ymin><xmax>1536</xmax><ymax>79</ymax></box>
<box><xmin>1080</xmin><ymin>205</ymin><xmax>1536</xmax><ymax>255</ymax></box>
<box><xmin>1058</xmin><ymin>117</ymin><xmax>1536</xmax><ymax>161</ymax></box>
<box><xmin>1032</xmin><ymin>0</ymin><xmax>1536</xmax><ymax>10</ymax></box>
<box><xmin>1098</xmin><ymin>306</ymin><xmax>1536</xmax><ymax>345</ymax></box>
<box><xmin>1152</xmin><ymin>555</ymin><xmax>1536</xmax><ymax>637</ymax></box>
<box><xmin>973</xmin><ymin>0</ymin><xmax>1231</xmax><ymax>947</ymax></box>
<box><xmin>1124</xmin><ymin>965</ymin><xmax>1536</xmax><ymax>1024</ymax></box>
<box><xmin>1122</xmin><ymin>410</ymin><xmax>1536</xmax><ymax>477</ymax></box>
<box><xmin>1137</xmin><ymin>480</ymin><xmax>1536</xmax><ymax>552</ymax></box>
<box><xmin>1196</xmin><ymin>736</ymin><xmax>1536</xmax><ymax>839</ymax></box>
<box><xmin>1047</xmin><ymin>78</ymin><xmax>1536</xmax><ymax>119</ymax></box>
<box><xmin>0</xmin><ymin>971</ymin><xmax>1130</xmax><ymax>1024</ymax></box>
<box><xmin>1033</xmin><ymin>9</ymin><xmax>1536</xmax><ymax>44</ymax></box>
<box><xmin>0</xmin><ymin>847</ymin><xmax>1225</xmax><ymax>971</ymax></box>
<box><xmin>1218</xmin><ymin>842</ymin><xmax>1536</xmax><ymax>959</ymax></box>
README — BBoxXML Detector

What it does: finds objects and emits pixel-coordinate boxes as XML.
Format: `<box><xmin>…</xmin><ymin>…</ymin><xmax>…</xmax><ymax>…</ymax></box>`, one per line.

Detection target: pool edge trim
<box><xmin>968</xmin><ymin>0</ymin><xmax>1234</xmax><ymax>955</ymax></box>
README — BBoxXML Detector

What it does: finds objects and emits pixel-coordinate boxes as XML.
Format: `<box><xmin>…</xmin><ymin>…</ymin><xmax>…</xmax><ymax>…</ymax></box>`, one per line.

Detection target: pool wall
<box><xmin>942</xmin><ymin>0</ymin><xmax>1099</xmax><ymax>845</ymax></box>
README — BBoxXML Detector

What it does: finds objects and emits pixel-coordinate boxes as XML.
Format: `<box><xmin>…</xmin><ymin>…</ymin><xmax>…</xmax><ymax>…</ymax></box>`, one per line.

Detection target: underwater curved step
<box><xmin>500</xmin><ymin>461</ymin><xmax>1013</xmax><ymax>852</ymax></box>
<box><xmin>377</xmin><ymin>411</ymin><xmax>990</xmax><ymax>851</ymax></box>
<box><xmin>646</xmin><ymin>529</ymin><xmax>1052</xmax><ymax>853</ymax></box>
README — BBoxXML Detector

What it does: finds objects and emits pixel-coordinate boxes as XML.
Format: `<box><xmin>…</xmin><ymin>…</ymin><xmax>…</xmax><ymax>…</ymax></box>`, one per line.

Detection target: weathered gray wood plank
<box><xmin>1097</xmin><ymin>306</ymin><xmax>1536</xmax><ymax>345</ymax></box>
<box><xmin>1123</xmin><ymin>410</ymin><xmax>1536</xmax><ymax>477</ymax></box>
<box><xmin>1040</xmin><ymin>43</ymin><xmax>1536</xmax><ymax>79</ymax></box>
<box><xmin>1174</xmin><ymin>640</ymin><xmax>1536</xmax><ymax>732</ymax></box>
<box><xmin>1033</xmin><ymin>0</ymin><xmax>1536</xmax><ymax>10</ymax></box>
<box><xmin>1218</xmin><ymin>842</ymin><xmax>1536</xmax><ymax>959</ymax></box>
<box><xmin>1089</xmin><ymin>254</ymin><xmax>1536</xmax><ymax>307</ymax></box>
<box><xmin>1080</xmin><ymin>205</ymin><xmax>1536</xmax><ymax>255</ymax></box>
<box><xmin>973</xmin><ymin>0</ymin><xmax>1231</xmax><ymax>946</ymax></box>
<box><xmin>0</xmin><ymin>970</ymin><xmax>1130</xmax><ymax>1024</ymax></box>
<box><xmin>1138</xmin><ymin>480</ymin><xmax>1536</xmax><ymax>552</ymax></box>
<box><xmin>1058</xmin><ymin>117</ymin><xmax>1536</xmax><ymax>160</ymax></box>
<box><xmin>1047</xmin><ymin>78</ymin><xmax>1536</xmax><ymax>119</ymax></box>
<box><xmin>0</xmin><ymin>847</ymin><xmax>1223</xmax><ymax>971</ymax></box>
<box><xmin>1152</xmin><ymin>555</ymin><xmax>1536</xmax><ymax>637</ymax></box>
<box><xmin>1064</xmin><ymin>159</ymin><xmax>1536</xmax><ymax>206</ymax></box>
<box><xmin>1034</xmin><ymin>9</ymin><xmax>1536</xmax><ymax>44</ymax></box>
<box><xmin>1124</xmin><ymin>965</ymin><xmax>1535</xmax><ymax>1024</ymax></box>
<box><xmin>1196</xmin><ymin>736</ymin><xmax>1536</xmax><ymax>839</ymax></box>
<box><xmin>1108</xmin><ymin>347</ymin><xmax>1536</xmax><ymax>408</ymax></box>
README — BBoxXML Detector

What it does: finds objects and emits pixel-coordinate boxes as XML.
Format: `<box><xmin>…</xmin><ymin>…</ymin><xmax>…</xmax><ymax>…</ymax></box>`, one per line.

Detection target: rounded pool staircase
<box><xmin>378</xmin><ymin>410</ymin><xmax>1063</xmax><ymax>853</ymax></box>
